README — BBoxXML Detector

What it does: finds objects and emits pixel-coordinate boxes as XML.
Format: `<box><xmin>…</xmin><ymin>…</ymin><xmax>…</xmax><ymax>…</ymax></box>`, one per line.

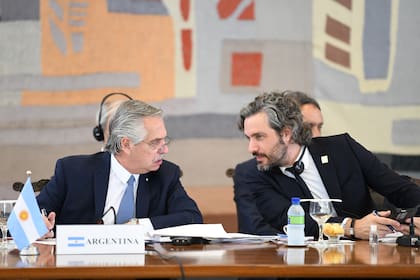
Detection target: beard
<box><xmin>254</xmin><ymin>140</ymin><xmax>288</xmax><ymax>171</ymax></box>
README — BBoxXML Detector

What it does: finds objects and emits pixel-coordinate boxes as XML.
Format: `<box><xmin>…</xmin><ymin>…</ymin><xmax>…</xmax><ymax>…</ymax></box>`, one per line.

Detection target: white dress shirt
<box><xmin>102</xmin><ymin>154</ymin><xmax>154</xmax><ymax>231</ymax></box>
<box><xmin>281</xmin><ymin>146</ymin><xmax>338</xmax><ymax>216</ymax></box>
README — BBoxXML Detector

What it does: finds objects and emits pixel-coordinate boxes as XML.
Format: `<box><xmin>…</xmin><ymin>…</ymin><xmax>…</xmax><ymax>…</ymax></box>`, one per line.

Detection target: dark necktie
<box><xmin>116</xmin><ymin>175</ymin><xmax>135</xmax><ymax>224</ymax></box>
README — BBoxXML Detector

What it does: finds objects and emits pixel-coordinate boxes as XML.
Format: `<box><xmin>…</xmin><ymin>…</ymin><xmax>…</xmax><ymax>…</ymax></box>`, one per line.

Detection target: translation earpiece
<box><xmin>293</xmin><ymin>160</ymin><xmax>305</xmax><ymax>175</ymax></box>
<box><xmin>93</xmin><ymin>92</ymin><xmax>133</xmax><ymax>142</ymax></box>
<box><xmin>292</xmin><ymin>146</ymin><xmax>307</xmax><ymax>175</ymax></box>
<box><xmin>93</xmin><ymin>125</ymin><xmax>105</xmax><ymax>142</ymax></box>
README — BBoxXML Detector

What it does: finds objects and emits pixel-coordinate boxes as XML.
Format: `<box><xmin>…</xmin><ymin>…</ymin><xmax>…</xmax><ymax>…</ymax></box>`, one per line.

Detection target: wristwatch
<box><xmin>349</xmin><ymin>218</ymin><xmax>356</xmax><ymax>239</ymax></box>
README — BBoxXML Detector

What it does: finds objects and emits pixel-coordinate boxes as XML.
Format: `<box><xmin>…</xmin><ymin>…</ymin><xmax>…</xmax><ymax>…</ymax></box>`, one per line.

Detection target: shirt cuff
<box><xmin>341</xmin><ymin>217</ymin><xmax>350</xmax><ymax>228</ymax></box>
<box><xmin>138</xmin><ymin>218</ymin><xmax>154</xmax><ymax>232</ymax></box>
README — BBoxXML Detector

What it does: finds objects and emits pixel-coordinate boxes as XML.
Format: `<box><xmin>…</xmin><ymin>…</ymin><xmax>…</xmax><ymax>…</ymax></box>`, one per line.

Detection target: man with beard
<box><xmin>38</xmin><ymin>99</ymin><xmax>202</xmax><ymax>234</ymax></box>
<box><xmin>233</xmin><ymin>90</ymin><xmax>420</xmax><ymax>240</ymax></box>
<box><xmin>233</xmin><ymin>90</ymin><xmax>324</xmax><ymax>234</ymax></box>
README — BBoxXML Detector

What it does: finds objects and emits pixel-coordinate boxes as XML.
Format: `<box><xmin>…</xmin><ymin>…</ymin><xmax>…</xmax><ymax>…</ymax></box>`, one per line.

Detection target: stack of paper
<box><xmin>149</xmin><ymin>224</ymin><xmax>277</xmax><ymax>243</ymax></box>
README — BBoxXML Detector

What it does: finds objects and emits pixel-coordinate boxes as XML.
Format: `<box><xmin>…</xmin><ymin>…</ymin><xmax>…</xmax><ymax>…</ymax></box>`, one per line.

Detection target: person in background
<box><xmin>233</xmin><ymin>91</ymin><xmax>325</xmax><ymax>234</ymax></box>
<box><xmin>93</xmin><ymin>92</ymin><xmax>133</xmax><ymax>147</ymax></box>
<box><xmin>38</xmin><ymin>99</ymin><xmax>203</xmax><ymax>234</ymax></box>
<box><xmin>284</xmin><ymin>91</ymin><xmax>323</xmax><ymax>137</ymax></box>
<box><xmin>234</xmin><ymin>90</ymin><xmax>420</xmax><ymax>239</ymax></box>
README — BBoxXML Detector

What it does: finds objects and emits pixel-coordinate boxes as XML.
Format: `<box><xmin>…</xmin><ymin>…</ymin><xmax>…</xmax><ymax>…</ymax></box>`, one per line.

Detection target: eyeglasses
<box><xmin>141</xmin><ymin>136</ymin><xmax>171</xmax><ymax>151</ymax></box>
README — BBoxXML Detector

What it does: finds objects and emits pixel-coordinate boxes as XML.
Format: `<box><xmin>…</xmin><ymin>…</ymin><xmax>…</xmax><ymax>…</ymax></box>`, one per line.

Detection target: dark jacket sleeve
<box><xmin>341</xmin><ymin>133</ymin><xmax>420</xmax><ymax>211</ymax></box>
<box><xmin>144</xmin><ymin>161</ymin><xmax>203</xmax><ymax>229</ymax></box>
<box><xmin>233</xmin><ymin>160</ymin><xmax>279</xmax><ymax>235</ymax></box>
<box><xmin>36</xmin><ymin>153</ymin><xmax>108</xmax><ymax>224</ymax></box>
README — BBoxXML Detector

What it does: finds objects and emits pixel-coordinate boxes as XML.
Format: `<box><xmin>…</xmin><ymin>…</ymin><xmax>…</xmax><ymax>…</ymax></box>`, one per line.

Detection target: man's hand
<box><xmin>354</xmin><ymin>210</ymin><xmax>401</xmax><ymax>239</ymax></box>
<box><xmin>40</xmin><ymin>211</ymin><xmax>56</xmax><ymax>239</ymax></box>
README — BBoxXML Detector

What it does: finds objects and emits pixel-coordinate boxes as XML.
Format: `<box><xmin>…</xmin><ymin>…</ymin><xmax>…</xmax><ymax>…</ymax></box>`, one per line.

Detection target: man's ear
<box><xmin>120</xmin><ymin>137</ymin><xmax>132</xmax><ymax>153</ymax></box>
<box><xmin>281</xmin><ymin>127</ymin><xmax>293</xmax><ymax>143</ymax></box>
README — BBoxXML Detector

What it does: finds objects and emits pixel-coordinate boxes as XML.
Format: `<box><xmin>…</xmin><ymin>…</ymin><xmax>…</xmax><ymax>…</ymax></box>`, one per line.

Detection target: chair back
<box><xmin>12</xmin><ymin>179</ymin><xmax>50</xmax><ymax>192</ymax></box>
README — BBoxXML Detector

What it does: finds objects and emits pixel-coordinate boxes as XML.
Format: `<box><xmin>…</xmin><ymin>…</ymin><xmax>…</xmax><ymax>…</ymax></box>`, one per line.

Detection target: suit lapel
<box><xmin>308</xmin><ymin>141</ymin><xmax>343</xmax><ymax>212</ymax></box>
<box><xmin>94</xmin><ymin>153</ymin><xmax>111</xmax><ymax>221</ymax></box>
<box><xmin>271</xmin><ymin>168</ymin><xmax>312</xmax><ymax>199</ymax></box>
<box><xmin>137</xmin><ymin>174</ymin><xmax>150</xmax><ymax>218</ymax></box>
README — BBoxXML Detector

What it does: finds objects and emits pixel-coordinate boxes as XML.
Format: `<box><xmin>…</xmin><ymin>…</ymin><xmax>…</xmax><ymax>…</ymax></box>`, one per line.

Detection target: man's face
<box><xmin>121</xmin><ymin>116</ymin><xmax>169</xmax><ymax>174</ymax></box>
<box><xmin>301</xmin><ymin>103</ymin><xmax>323</xmax><ymax>137</ymax></box>
<box><xmin>244</xmin><ymin>112</ymin><xmax>291</xmax><ymax>170</ymax></box>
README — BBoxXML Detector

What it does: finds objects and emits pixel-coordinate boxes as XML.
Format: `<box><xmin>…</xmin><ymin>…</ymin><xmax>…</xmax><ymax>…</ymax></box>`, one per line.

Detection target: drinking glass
<box><xmin>309</xmin><ymin>199</ymin><xmax>333</xmax><ymax>243</ymax></box>
<box><xmin>0</xmin><ymin>200</ymin><xmax>15</xmax><ymax>249</ymax></box>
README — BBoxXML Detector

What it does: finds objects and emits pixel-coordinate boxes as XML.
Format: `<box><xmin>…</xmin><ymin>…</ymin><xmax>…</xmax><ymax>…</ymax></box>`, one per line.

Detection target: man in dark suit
<box><xmin>234</xmin><ymin>90</ymin><xmax>420</xmax><ymax>239</ymax></box>
<box><xmin>38</xmin><ymin>99</ymin><xmax>202</xmax><ymax>233</ymax></box>
<box><xmin>233</xmin><ymin>91</ymin><xmax>324</xmax><ymax>235</ymax></box>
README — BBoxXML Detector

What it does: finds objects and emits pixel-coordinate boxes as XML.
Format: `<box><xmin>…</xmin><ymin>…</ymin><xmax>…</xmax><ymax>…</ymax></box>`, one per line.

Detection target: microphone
<box><xmin>96</xmin><ymin>206</ymin><xmax>116</xmax><ymax>224</ymax></box>
<box><xmin>396</xmin><ymin>216</ymin><xmax>419</xmax><ymax>247</ymax></box>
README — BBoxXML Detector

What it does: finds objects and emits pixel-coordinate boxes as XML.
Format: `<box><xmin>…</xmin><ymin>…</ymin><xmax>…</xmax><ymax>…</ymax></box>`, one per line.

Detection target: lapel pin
<box><xmin>145</xmin><ymin>177</ymin><xmax>149</xmax><ymax>182</ymax></box>
<box><xmin>321</xmin><ymin>155</ymin><xmax>329</xmax><ymax>164</ymax></box>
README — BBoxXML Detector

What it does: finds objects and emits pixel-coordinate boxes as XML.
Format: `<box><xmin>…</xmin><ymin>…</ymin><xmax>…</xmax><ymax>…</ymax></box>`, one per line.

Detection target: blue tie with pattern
<box><xmin>116</xmin><ymin>175</ymin><xmax>135</xmax><ymax>224</ymax></box>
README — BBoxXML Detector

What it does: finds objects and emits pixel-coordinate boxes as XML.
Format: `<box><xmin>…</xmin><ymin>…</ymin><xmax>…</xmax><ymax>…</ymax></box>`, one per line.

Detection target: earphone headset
<box><xmin>93</xmin><ymin>92</ymin><xmax>133</xmax><ymax>142</ymax></box>
<box><xmin>290</xmin><ymin>145</ymin><xmax>307</xmax><ymax>175</ymax></box>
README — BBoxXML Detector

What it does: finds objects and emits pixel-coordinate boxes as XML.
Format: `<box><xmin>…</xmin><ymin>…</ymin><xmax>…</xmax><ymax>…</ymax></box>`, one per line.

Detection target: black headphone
<box><xmin>93</xmin><ymin>92</ymin><xmax>133</xmax><ymax>142</ymax></box>
<box><xmin>291</xmin><ymin>146</ymin><xmax>307</xmax><ymax>175</ymax></box>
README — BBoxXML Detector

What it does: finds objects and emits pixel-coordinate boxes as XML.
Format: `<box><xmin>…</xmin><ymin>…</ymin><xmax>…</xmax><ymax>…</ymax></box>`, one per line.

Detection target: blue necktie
<box><xmin>116</xmin><ymin>175</ymin><xmax>135</xmax><ymax>224</ymax></box>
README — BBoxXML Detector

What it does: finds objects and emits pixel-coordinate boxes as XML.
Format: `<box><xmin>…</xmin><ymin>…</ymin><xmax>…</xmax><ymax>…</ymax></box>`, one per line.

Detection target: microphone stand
<box><xmin>396</xmin><ymin>217</ymin><xmax>419</xmax><ymax>247</ymax></box>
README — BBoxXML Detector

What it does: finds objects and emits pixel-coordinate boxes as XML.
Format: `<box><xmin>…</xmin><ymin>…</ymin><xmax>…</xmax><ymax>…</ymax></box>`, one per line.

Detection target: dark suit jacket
<box><xmin>37</xmin><ymin>152</ymin><xmax>203</xmax><ymax>229</ymax></box>
<box><xmin>234</xmin><ymin>133</ymin><xmax>420</xmax><ymax>237</ymax></box>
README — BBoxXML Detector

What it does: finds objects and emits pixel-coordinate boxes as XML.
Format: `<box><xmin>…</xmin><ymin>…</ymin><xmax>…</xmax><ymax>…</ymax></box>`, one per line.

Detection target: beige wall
<box><xmin>1</xmin><ymin>139</ymin><xmax>250</xmax><ymax>199</ymax></box>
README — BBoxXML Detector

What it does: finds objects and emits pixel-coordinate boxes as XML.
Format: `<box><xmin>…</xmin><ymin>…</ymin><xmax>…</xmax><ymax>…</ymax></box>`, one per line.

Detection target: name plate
<box><xmin>56</xmin><ymin>224</ymin><xmax>145</xmax><ymax>255</ymax></box>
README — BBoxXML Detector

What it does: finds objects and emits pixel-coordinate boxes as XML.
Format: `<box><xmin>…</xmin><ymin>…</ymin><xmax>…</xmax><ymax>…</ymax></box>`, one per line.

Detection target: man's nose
<box><xmin>248</xmin><ymin>139</ymin><xmax>257</xmax><ymax>154</ymax></box>
<box><xmin>158</xmin><ymin>144</ymin><xmax>169</xmax><ymax>154</ymax></box>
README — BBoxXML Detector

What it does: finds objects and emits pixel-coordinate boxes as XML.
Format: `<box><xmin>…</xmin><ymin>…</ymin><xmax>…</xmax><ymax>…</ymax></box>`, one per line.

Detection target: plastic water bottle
<box><xmin>369</xmin><ymin>225</ymin><xmax>379</xmax><ymax>264</ymax></box>
<box><xmin>287</xmin><ymin>197</ymin><xmax>305</xmax><ymax>246</ymax></box>
<box><xmin>369</xmin><ymin>224</ymin><xmax>379</xmax><ymax>245</ymax></box>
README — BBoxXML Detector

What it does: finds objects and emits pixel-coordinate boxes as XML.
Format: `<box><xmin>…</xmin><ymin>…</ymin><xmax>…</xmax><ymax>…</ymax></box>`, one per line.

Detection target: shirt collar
<box><xmin>110</xmin><ymin>154</ymin><xmax>139</xmax><ymax>184</ymax></box>
<box><xmin>280</xmin><ymin>145</ymin><xmax>307</xmax><ymax>175</ymax></box>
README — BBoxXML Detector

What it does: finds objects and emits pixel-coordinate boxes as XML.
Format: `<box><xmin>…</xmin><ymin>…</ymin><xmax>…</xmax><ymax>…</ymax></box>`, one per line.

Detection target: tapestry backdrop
<box><xmin>0</xmin><ymin>0</ymin><xmax>419</xmax><ymax>194</ymax></box>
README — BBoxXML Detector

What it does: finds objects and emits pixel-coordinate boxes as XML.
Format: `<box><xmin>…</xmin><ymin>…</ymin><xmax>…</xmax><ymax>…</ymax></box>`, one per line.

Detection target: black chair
<box><xmin>12</xmin><ymin>179</ymin><xmax>50</xmax><ymax>192</ymax></box>
<box><xmin>225</xmin><ymin>167</ymin><xmax>235</xmax><ymax>178</ymax></box>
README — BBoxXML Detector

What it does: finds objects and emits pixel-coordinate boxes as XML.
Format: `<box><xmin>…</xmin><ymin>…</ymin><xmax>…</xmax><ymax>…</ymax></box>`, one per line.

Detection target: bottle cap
<box><xmin>370</xmin><ymin>224</ymin><xmax>377</xmax><ymax>231</ymax></box>
<box><xmin>291</xmin><ymin>197</ymin><xmax>300</xmax><ymax>204</ymax></box>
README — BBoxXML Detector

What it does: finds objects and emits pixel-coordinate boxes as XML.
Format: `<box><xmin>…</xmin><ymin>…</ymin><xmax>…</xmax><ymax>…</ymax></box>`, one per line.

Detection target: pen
<box><xmin>372</xmin><ymin>210</ymin><xmax>396</xmax><ymax>233</ymax></box>
<box><xmin>41</xmin><ymin>208</ymin><xmax>54</xmax><ymax>237</ymax></box>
